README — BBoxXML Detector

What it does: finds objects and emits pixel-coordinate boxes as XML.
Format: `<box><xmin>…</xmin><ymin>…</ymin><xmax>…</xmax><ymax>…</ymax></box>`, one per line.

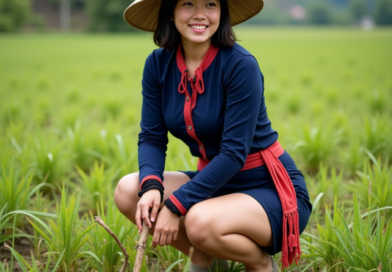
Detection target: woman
<box><xmin>114</xmin><ymin>1</ymin><xmax>312</xmax><ymax>271</ymax></box>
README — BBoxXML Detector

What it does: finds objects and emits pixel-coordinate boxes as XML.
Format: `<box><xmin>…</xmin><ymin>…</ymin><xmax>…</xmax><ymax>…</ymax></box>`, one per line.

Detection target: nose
<box><xmin>193</xmin><ymin>5</ymin><xmax>206</xmax><ymax>20</ymax></box>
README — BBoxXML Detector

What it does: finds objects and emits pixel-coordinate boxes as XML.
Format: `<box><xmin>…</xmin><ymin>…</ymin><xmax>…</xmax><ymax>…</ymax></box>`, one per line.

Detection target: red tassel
<box><xmin>281</xmin><ymin>215</ymin><xmax>289</xmax><ymax>268</ymax></box>
<box><xmin>259</xmin><ymin>147</ymin><xmax>302</xmax><ymax>270</ymax></box>
<box><xmin>280</xmin><ymin>211</ymin><xmax>301</xmax><ymax>269</ymax></box>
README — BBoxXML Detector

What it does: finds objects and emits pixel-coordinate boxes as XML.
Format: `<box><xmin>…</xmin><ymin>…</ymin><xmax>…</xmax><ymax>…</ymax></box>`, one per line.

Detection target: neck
<box><xmin>181</xmin><ymin>39</ymin><xmax>211</xmax><ymax>66</ymax></box>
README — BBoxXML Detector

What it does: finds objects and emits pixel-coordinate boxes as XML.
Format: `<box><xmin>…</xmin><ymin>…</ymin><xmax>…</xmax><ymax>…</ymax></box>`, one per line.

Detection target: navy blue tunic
<box><xmin>139</xmin><ymin>43</ymin><xmax>278</xmax><ymax>208</ymax></box>
<box><xmin>138</xmin><ymin>42</ymin><xmax>312</xmax><ymax>255</ymax></box>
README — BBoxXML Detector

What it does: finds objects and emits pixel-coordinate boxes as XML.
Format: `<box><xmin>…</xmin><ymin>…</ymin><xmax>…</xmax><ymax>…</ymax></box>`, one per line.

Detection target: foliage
<box><xmin>65</xmin><ymin>121</ymin><xmax>94</xmax><ymax>171</ymax></box>
<box><xmin>306</xmin><ymin>165</ymin><xmax>346</xmax><ymax>216</ymax></box>
<box><xmin>0</xmin><ymin>204</ymin><xmax>25</xmax><ymax>246</ymax></box>
<box><xmin>149</xmin><ymin>245</ymin><xmax>189</xmax><ymax>272</ymax></box>
<box><xmin>292</xmin><ymin>123</ymin><xmax>342</xmax><ymax>174</ymax></box>
<box><xmin>48</xmin><ymin>0</ymin><xmax>86</xmax><ymax>9</ymax></box>
<box><xmin>27</xmin><ymin>184</ymin><xmax>99</xmax><ymax>271</ymax></box>
<box><xmin>302</xmin><ymin>195</ymin><xmax>392</xmax><ymax>271</ymax></box>
<box><xmin>0</xmin><ymin>0</ymin><xmax>30</xmax><ymax>32</ymax></box>
<box><xmin>75</xmin><ymin>161</ymin><xmax>116</xmax><ymax>212</ymax></box>
<box><xmin>352</xmin><ymin>160</ymin><xmax>392</xmax><ymax>213</ymax></box>
<box><xmin>308</xmin><ymin>3</ymin><xmax>333</xmax><ymax>25</ymax></box>
<box><xmin>374</xmin><ymin>0</ymin><xmax>392</xmax><ymax>25</ymax></box>
<box><xmin>85</xmin><ymin>0</ymin><xmax>136</xmax><ymax>32</ymax></box>
<box><xmin>86</xmin><ymin>194</ymin><xmax>134</xmax><ymax>272</ymax></box>
<box><xmin>28</xmin><ymin>135</ymin><xmax>71</xmax><ymax>191</ymax></box>
<box><xmin>0</xmin><ymin>208</ymin><xmax>57</xmax><ymax>270</ymax></box>
<box><xmin>0</xmin><ymin>29</ymin><xmax>391</xmax><ymax>271</ymax></box>
<box><xmin>0</xmin><ymin>151</ymin><xmax>50</xmax><ymax>227</ymax></box>
<box><xmin>360</xmin><ymin>115</ymin><xmax>390</xmax><ymax>160</ymax></box>
<box><xmin>349</xmin><ymin>0</ymin><xmax>368</xmax><ymax>21</ymax></box>
<box><xmin>2</xmin><ymin>243</ymin><xmax>65</xmax><ymax>272</ymax></box>
<box><xmin>302</xmin><ymin>198</ymin><xmax>346</xmax><ymax>270</ymax></box>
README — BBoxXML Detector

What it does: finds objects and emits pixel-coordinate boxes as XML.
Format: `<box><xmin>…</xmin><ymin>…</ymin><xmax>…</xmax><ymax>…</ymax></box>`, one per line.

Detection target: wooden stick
<box><xmin>94</xmin><ymin>216</ymin><xmax>129</xmax><ymax>272</ymax></box>
<box><xmin>133</xmin><ymin>220</ymin><xmax>150</xmax><ymax>272</ymax></box>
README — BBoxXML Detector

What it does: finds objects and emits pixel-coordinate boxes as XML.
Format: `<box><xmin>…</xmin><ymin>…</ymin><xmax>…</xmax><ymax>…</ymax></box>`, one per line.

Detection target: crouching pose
<box><xmin>115</xmin><ymin>0</ymin><xmax>312</xmax><ymax>271</ymax></box>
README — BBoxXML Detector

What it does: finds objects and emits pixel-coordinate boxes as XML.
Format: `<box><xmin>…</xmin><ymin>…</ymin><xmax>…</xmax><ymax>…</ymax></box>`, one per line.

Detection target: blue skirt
<box><xmin>180</xmin><ymin>151</ymin><xmax>312</xmax><ymax>255</ymax></box>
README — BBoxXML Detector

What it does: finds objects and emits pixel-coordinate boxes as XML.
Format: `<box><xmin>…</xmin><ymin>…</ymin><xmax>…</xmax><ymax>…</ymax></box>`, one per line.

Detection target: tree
<box><xmin>374</xmin><ymin>0</ymin><xmax>392</xmax><ymax>25</ymax></box>
<box><xmin>350</xmin><ymin>0</ymin><xmax>368</xmax><ymax>21</ymax></box>
<box><xmin>48</xmin><ymin>0</ymin><xmax>86</xmax><ymax>9</ymax></box>
<box><xmin>0</xmin><ymin>0</ymin><xmax>30</xmax><ymax>32</ymax></box>
<box><xmin>308</xmin><ymin>3</ymin><xmax>332</xmax><ymax>25</ymax></box>
<box><xmin>85</xmin><ymin>0</ymin><xmax>136</xmax><ymax>32</ymax></box>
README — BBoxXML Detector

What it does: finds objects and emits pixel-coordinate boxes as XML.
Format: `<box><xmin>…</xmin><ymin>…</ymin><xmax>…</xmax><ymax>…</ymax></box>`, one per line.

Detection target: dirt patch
<box><xmin>1</xmin><ymin>237</ymin><xmax>35</xmax><ymax>271</ymax></box>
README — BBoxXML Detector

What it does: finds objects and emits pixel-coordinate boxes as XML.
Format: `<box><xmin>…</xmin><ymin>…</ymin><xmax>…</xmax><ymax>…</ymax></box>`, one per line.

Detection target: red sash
<box><xmin>197</xmin><ymin>141</ymin><xmax>301</xmax><ymax>269</ymax></box>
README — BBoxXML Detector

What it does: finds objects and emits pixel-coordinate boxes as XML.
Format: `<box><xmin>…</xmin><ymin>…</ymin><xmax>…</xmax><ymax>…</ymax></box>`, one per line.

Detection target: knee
<box><xmin>114</xmin><ymin>173</ymin><xmax>139</xmax><ymax>214</ymax></box>
<box><xmin>185</xmin><ymin>204</ymin><xmax>214</xmax><ymax>247</ymax></box>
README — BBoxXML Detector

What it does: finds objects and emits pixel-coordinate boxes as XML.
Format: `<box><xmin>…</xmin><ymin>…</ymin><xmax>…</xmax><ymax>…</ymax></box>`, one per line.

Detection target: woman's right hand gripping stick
<box><xmin>135</xmin><ymin>189</ymin><xmax>161</xmax><ymax>233</ymax></box>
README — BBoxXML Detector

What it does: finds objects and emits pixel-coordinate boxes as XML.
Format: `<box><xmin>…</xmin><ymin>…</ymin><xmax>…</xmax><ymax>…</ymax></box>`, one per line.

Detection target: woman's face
<box><xmin>173</xmin><ymin>0</ymin><xmax>221</xmax><ymax>46</ymax></box>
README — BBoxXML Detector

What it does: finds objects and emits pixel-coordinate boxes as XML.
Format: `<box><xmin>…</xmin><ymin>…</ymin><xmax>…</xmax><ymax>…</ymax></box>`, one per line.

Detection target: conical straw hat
<box><xmin>124</xmin><ymin>0</ymin><xmax>264</xmax><ymax>32</ymax></box>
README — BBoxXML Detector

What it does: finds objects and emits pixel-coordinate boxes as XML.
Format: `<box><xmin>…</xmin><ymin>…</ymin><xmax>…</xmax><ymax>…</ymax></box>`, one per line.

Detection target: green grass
<box><xmin>0</xmin><ymin>27</ymin><xmax>391</xmax><ymax>271</ymax></box>
<box><xmin>75</xmin><ymin>161</ymin><xmax>117</xmax><ymax>213</ymax></box>
<box><xmin>302</xmin><ymin>195</ymin><xmax>392</xmax><ymax>272</ymax></box>
<box><xmin>86</xmin><ymin>194</ymin><xmax>135</xmax><ymax>272</ymax></box>
<box><xmin>27</xmin><ymin>184</ymin><xmax>99</xmax><ymax>271</ymax></box>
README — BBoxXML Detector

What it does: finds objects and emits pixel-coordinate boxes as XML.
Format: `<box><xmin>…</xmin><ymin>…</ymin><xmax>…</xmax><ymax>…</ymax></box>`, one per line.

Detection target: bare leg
<box><xmin>114</xmin><ymin>172</ymin><xmax>213</xmax><ymax>266</ymax></box>
<box><xmin>185</xmin><ymin>193</ymin><xmax>274</xmax><ymax>272</ymax></box>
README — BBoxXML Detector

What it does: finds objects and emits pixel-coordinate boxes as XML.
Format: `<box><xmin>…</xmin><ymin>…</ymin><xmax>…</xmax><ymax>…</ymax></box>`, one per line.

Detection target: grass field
<box><xmin>0</xmin><ymin>27</ymin><xmax>392</xmax><ymax>271</ymax></box>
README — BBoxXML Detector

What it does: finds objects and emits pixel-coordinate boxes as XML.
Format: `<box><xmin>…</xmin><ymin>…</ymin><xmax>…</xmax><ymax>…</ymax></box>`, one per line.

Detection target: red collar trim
<box><xmin>177</xmin><ymin>43</ymin><xmax>219</xmax><ymax>95</ymax></box>
<box><xmin>176</xmin><ymin>43</ymin><xmax>219</xmax><ymax>76</ymax></box>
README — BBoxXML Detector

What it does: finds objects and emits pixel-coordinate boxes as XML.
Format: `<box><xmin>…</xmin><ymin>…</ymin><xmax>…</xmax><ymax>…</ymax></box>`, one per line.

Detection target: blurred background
<box><xmin>1</xmin><ymin>0</ymin><xmax>392</xmax><ymax>33</ymax></box>
<box><xmin>1</xmin><ymin>1</ymin><xmax>392</xmax><ymax>271</ymax></box>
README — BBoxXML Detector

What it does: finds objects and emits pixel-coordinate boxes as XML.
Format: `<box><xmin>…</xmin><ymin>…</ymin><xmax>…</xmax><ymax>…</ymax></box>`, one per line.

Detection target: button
<box><xmin>200</xmin><ymin>145</ymin><xmax>204</xmax><ymax>150</ymax></box>
<box><xmin>188</xmin><ymin>126</ymin><xmax>192</xmax><ymax>130</ymax></box>
<box><xmin>186</xmin><ymin>96</ymin><xmax>190</xmax><ymax>101</ymax></box>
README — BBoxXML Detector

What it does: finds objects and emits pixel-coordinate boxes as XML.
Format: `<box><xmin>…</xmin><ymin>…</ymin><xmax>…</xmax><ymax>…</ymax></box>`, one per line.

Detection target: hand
<box><xmin>152</xmin><ymin>206</ymin><xmax>180</xmax><ymax>248</ymax></box>
<box><xmin>135</xmin><ymin>189</ymin><xmax>161</xmax><ymax>233</ymax></box>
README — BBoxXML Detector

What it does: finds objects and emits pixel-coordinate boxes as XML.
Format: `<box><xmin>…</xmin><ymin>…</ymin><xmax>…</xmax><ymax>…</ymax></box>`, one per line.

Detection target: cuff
<box><xmin>138</xmin><ymin>179</ymin><xmax>164</xmax><ymax>203</ymax></box>
<box><xmin>164</xmin><ymin>195</ymin><xmax>187</xmax><ymax>217</ymax></box>
<box><xmin>140</xmin><ymin>175</ymin><xmax>163</xmax><ymax>188</ymax></box>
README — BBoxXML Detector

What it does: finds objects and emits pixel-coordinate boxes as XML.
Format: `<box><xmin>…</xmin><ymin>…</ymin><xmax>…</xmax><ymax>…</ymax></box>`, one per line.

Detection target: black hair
<box><xmin>154</xmin><ymin>0</ymin><xmax>236</xmax><ymax>50</ymax></box>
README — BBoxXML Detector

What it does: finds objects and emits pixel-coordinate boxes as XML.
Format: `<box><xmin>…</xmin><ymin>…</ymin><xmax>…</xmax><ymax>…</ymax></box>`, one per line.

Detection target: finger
<box><xmin>159</xmin><ymin>233</ymin><xmax>167</xmax><ymax>247</ymax></box>
<box><xmin>141</xmin><ymin>205</ymin><xmax>152</xmax><ymax>228</ymax></box>
<box><xmin>173</xmin><ymin>231</ymin><xmax>178</xmax><ymax>242</ymax></box>
<box><xmin>166</xmin><ymin>233</ymin><xmax>172</xmax><ymax>245</ymax></box>
<box><xmin>135</xmin><ymin>206</ymin><xmax>142</xmax><ymax>233</ymax></box>
<box><xmin>150</xmin><ymin>201</ymin><xmax>160</xmax><ymax>223</ymax></box>
<box><xmin>152</xmin><ymin>230</ymin><xmax>160</xmax><ymax>248</ymax></box>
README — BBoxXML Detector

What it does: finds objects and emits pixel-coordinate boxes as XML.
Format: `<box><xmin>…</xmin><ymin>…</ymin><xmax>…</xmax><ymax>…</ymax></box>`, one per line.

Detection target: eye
<box><xmin>206</xmin><ymin>3</ymin><xmax>216</xmax><ymax>7</ymax></box>
<box><xmin>183</xmin><ymin>2</ymin><xmax>193</xmax><ymax>6</ymax></box>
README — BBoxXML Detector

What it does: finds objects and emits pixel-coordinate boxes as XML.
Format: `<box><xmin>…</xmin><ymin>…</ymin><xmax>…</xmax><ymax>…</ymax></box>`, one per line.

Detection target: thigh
<box><xmin>188</xmin><ymin>193</ymin><xmax>273</xmax><ymax>248</ymax></box>
<box><xmin>159</xmin><ymin>171</ymin><xmax>192</xmax><ymax>209</ymax></box>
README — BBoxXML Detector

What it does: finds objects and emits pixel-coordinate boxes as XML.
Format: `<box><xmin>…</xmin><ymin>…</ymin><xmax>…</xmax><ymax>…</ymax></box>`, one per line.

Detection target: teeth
<box><xmin>191</xmin><ymin>25</ymin><xmax>207</xmax><ymax>30</ymax></box>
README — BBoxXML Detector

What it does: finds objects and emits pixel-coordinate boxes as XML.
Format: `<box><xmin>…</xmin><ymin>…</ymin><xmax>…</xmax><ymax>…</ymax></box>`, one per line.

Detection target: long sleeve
<box><xmin>138</xmin><ymin>52</ymin><xmax>168</xmax><ymax>190</ymax></box>
<box><xmin>165</xmin><ymin>55</ymin><xmax>264</xmax><ymax>215</ymax></box>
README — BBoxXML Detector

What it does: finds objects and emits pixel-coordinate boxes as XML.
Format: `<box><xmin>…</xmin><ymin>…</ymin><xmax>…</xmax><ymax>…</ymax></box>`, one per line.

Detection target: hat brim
<box><xmin>124</xmin><ymin>0</ymin><xmax>264</xmax><ymax>32</ymax></box>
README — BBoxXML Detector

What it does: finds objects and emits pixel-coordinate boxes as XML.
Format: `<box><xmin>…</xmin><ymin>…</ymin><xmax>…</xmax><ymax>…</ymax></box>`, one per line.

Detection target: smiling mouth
<box><xmin>189</xmin><ymin>25</ymin><xmax>209</xmax><ymax>30</ymax></box>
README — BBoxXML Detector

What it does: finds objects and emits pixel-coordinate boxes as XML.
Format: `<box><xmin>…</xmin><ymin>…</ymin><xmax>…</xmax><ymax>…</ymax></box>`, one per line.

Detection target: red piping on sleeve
<box><xmin>169</xmin><ymin>195</ymin><xmax>187</xmax><ymax>215</ymax></box>
<box><xmin>140</xmin><ymin>175</ymin><xmax>163</xmax><ymax>189</ymax></box>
